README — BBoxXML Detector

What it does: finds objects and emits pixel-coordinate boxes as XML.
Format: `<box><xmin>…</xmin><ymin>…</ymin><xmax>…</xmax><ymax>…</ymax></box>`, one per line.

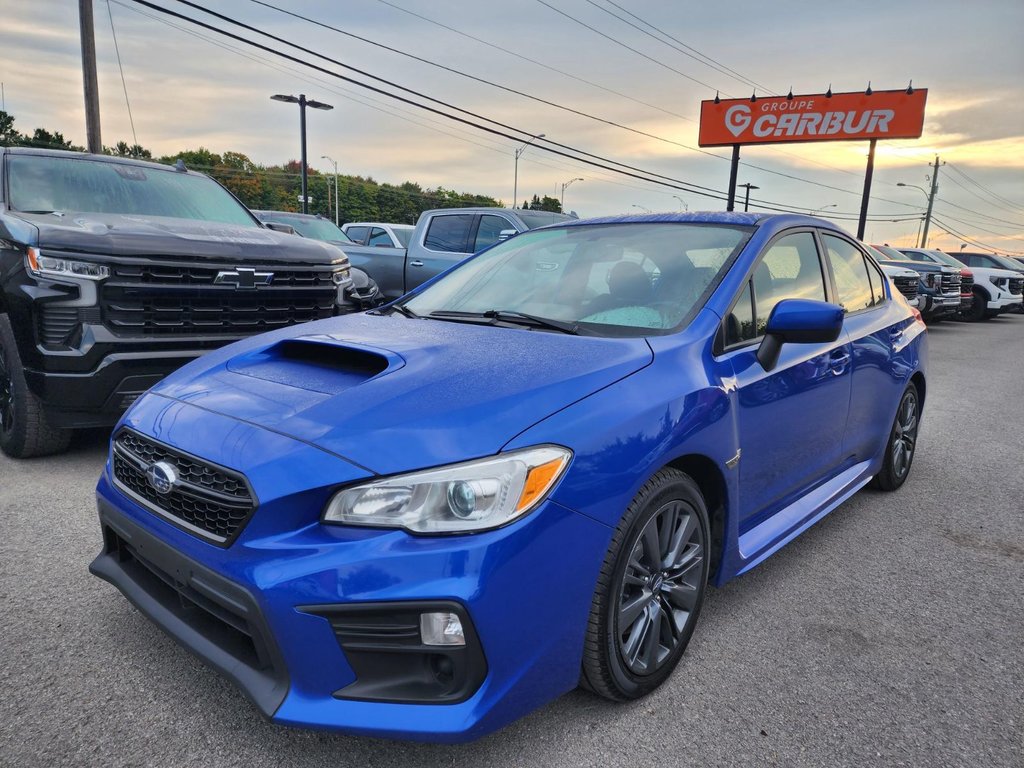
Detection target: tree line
<box><xmin>0</xmin><ymin>110</ymin><xmax>565</xmax><ymax>222</ymax></box>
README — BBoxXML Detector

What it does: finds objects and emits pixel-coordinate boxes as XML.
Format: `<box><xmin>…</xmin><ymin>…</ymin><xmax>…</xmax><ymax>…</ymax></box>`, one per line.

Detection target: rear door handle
<box><xmin>409</xmin><ymin>260</ymin><xmax>424</xmax><ymax>267</ymax></box>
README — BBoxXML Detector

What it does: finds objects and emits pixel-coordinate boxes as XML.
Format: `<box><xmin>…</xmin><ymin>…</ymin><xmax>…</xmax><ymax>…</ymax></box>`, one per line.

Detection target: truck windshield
<box><xmin>266</xmin><ymin>214</ymin><xmax>352</xmax><ymax>242</ymax></box>
<box><xmin>7</xmin><ymin>154</ymin><xmax>257</xmax><ymax>227</ymax></box>
<box><xmin>404</xmin><ymin>222</ymin><xmax>752</xmax><ymax>337</ymax></box>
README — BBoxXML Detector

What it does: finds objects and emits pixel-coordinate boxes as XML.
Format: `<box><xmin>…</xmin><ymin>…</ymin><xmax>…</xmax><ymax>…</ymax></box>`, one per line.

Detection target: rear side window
<box><xmin>424</xmin><ymin>214</ymin><xmax>474</xmax><ymax>253</ymax></box>
<box><xmin>345</xmin><ymin>226</ymin><xmax>369</xmax><ymax>244</ymax></box>
<box><xmin>473</xmin><ymin>214</ymin><xmax>512</xmax><ymax>253</ymax></box>
<box><xmin>367</xmin><ymin>227</ymin><xmax>391</xmax><ymax>247</ymax></box>
<box><xmin>824</xmin><ymin>235</ymin><xmax>875</xmax><ymax>312</ymax></box>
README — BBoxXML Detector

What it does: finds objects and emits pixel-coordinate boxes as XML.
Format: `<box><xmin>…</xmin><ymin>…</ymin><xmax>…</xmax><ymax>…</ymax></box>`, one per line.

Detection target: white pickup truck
<box><xmin>900</xmin><ymin>247</ymin><xmax>1023</xmax><ymax>320</ymax></box>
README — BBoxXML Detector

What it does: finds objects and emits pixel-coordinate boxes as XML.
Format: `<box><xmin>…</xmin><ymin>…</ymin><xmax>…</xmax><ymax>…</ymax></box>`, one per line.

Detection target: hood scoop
<box><xmin>226</xmin><ymin>336</ymin><xmax>401</xmax><ymax>395</ymax></box>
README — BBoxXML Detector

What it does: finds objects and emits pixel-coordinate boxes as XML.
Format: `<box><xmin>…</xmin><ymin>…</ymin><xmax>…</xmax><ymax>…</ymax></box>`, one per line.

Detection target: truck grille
<box><xmin>1009</xmin><ymin>277</ymin><xmax>1023</xmax><ymax>296</ymax></box>
<box><xmin>112</xmin><ymin>429</ymin><xmax>256</xmax><ymax>545</ymax></box>
<box><xmin>100</xmin><ymin>261</ymin><xmax>341</xmax><ymax>336</ymax></box>
<box><xmin>940</xmin><ymin>273</ymin><xmax>961</xmax><ymax>296</ymax></box>
<box><xmin>959</xmin><ymin>274</ymin><xmax>974</xmax><ymax>296</ymax></box>
<box><xmin>891</xmin><ymin>275</ymin><xmax>918</xmax><ymax>302</ymax></box>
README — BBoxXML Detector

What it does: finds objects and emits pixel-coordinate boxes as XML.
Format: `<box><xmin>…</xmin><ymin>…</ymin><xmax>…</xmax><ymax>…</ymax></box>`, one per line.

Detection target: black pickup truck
<box><xmin>0</xmin><ymin>148</ymin><xmax>355</xmax><ymax>457</ymax></box>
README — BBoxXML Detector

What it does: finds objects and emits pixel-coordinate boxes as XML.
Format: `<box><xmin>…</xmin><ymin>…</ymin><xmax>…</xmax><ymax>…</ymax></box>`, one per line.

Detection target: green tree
<box><xmin>0</xmin><ymin>111</ymin><xmax>21</xmax><ymax>146</ymax></box>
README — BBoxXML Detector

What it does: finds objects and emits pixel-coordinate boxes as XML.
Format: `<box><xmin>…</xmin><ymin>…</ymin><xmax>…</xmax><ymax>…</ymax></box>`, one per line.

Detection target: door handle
<box><xmin>828</xmin><ymin>350</ymin><xmax>851</xmax><ymax>376</ymax></box>
<box><xmin>889</xmin><ymin>324</ymin><xmax>904</xmax><ymax>341</ymax></box>
<box><xmin>409</xmin><ymin>260</ymin><xmax>424</xmax><ymax>267</ymax></box>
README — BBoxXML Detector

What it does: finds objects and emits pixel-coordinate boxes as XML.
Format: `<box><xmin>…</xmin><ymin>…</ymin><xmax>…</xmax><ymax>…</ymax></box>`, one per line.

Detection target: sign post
<box><xmin>699</xmin><ymin>88</ymin><xmax>928</xmax><ymax>234</ymax></box>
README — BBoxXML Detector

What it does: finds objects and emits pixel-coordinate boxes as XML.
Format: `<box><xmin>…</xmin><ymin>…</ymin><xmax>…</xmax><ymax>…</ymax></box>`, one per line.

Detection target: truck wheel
<box><xmin>580</xmin><ymin>468</ymin><xmax>709</xmax><ymax>700</ymax></box>
<box><xmin>968</xmin><ymin>290</ymin><xmax>987</xmax><ymax>322</ymax></box>
<box><xmin>0</xmin><ymin>315</ymin><xmax>71</xmax><ymax>458</ymax></box>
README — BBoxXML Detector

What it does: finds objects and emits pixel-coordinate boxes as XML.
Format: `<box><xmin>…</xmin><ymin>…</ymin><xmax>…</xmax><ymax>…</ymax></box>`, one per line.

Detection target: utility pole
<box><xmin>921</xmin><ymin>155</ymin><xmax>941</xmax><ymax>248</ymax></box>
<box><xmin>272</xmin><ymin>94</ymin><xmax>333</xmax><ymax>214</ymax></box>
<box><xmin>738</xmin><ymin>183</ymin><xmax>759</xmax><ymax>212</ymax></box>
<box><xmin>79</xmin><ymin>0</ymin><xmax>102</xmax><ymax>153</ymax></box>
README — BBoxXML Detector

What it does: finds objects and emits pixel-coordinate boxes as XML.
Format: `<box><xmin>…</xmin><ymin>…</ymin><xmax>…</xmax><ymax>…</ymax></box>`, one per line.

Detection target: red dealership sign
<box><xmin>699</xmin><ymin>89</ymin><xmax>928</xmax><ymax>147</ymax></box>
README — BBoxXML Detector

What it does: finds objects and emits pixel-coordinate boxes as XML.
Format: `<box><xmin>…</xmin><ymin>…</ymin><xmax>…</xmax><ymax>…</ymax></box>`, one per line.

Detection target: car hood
<box><xmin>11</xmin><ymin>211</ymin><xmax>344</xmax><ymax>265</ymax></box>
<box><xmin>149</xmin><ymin>313</ymin><xmax>654</xmax><ymax>475</ymax></box>
<box><xmin>876</xmin><ymin>259</ymin><xmax>958</xmax><ymax>274</ymax></box>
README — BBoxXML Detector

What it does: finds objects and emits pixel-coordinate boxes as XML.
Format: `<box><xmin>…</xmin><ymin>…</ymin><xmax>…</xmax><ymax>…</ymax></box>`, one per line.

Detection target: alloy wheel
<box><xmin>892</xmin><ymin>390</ymin><xmax>919</xmax><ymax>480</ymax></box>
<box><xmin>617</xmin><ymin>500</ymin><xmax>705</xmax><ymax>676</ymax></box>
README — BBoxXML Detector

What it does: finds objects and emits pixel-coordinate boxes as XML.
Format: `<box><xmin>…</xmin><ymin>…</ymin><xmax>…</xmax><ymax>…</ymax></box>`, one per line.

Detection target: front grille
<box><xmin>960</xmin><ymin>274</ymin><xmax>974</xmax><ymax>296</ymax></box>
<box><xmin>101</xmin><ymin>261</ymin><xmax>341</xmax><ymax>336</ymax></box>
<box><xmin>891</xmin><ymin>276</ymin><xmax>918</xmax><ymax>301</ymax></box>
<box><xmin>940</xmin><ymin>273</ymin><xmax>961</xmax><ymax>296</ymax></box>
<box><xmin>112</xmin><ymin>429</ymin><xmax>256</xmax><ymax>545</ymax></box>
<box><xmin>1009</xmin><ymin>277</ymin><xmax>1023</xmax><ymax>296</ymax></box>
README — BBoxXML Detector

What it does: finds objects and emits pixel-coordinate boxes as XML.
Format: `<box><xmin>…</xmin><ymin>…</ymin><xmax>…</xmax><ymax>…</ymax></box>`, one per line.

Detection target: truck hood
<box><xmin>11</xmin><ymin>211</ymin><xmax>344</xmax><ymax>265</ymax></box>
<box><xmin>149</xmin><ymin>313</ymin><xmax>654</xmax><ymax>475</ymax></box>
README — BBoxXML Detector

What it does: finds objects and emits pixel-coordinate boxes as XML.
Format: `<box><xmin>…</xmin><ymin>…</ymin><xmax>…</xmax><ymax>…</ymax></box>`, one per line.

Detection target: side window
<box><xmin>473</xmin><ymin>214</ymin><xmax>512</xmax><ymax>253</ymax></box>
<box><xmin>345</xmin><ymin>226</ymin><xmax>369</xmax><ymax>245</ymax></box>
<box><xmin>725</xmin><ymin>280</ymin><xmax>755</xmax><ymax>346</ymax></box>
<box><xmin>424</xmin><ymin>214</ymin><xmax>474</xmax><ymax>253</ymax></box>
<box><xmin>753</xmin><ymin>232</ymin><xmax>827</xmax><ymax>336</ymax></box>
<box><xmin>824</xmin><ymin>235</ymin><xmax>874</xmax><ymax>313</ymax></box>
<box><xmin>367</xmin><ymin>227</ymin><xmax>392</xmax><ymax>247</ymax></box>
<box><xmin>866</xmin><ymin>259</ymin><xmax>887</xmax><ymax>303</ymax></box>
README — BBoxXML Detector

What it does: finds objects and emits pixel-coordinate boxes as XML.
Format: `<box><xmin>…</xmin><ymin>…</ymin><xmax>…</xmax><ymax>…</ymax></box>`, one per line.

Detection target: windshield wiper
<box><xmin>388</xmin><ymin>303</ymin><xmax>419</xmax><ymax>318</ymax></box>
<box><xmin>429</xmin><ymin>309</ymin><xmax>583</xmax><ymax>335</ymax></box>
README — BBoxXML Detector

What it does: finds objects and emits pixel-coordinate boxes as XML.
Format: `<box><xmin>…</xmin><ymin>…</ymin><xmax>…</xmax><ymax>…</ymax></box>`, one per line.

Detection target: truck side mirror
<box><xmin>497</xmin><ymin>229</ymin><xmax>518</xmax><ymax>242</ymax></box>
<box><xmin>264</xmin><ymin>221</ymin><xmax>296</xmax><ymax>235</ymax></box>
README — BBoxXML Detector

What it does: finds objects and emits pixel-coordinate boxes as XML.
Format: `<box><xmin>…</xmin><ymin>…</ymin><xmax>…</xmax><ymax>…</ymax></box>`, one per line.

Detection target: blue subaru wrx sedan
<box><xmin>91</xmin><ymin>212</ymin><xmax>927</xmax><ymax>742</ymax></box>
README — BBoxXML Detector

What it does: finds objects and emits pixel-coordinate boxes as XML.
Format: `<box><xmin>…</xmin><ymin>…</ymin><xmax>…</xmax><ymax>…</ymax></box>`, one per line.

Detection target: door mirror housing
<box><xmin>497</xmin><ymin>229</ymin><xmax>518</xmax><ymax>242</ymax></box>
<box><xmin>756</xmin><ymin>299</ymin><xmax>844</xmax><ymax>372</ymax></box>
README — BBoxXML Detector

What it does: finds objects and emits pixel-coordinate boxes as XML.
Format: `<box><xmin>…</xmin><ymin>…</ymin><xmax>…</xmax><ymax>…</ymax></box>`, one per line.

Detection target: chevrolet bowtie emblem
<box><xmin>213</xmin><ymin>267</ymin><xmax>274</xmax><ymax>289</ymax></box>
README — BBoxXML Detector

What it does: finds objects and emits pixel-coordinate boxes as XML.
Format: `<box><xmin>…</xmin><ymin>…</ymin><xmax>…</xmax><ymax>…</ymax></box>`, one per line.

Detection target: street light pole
<box><xmin>811</xmin><ymin>203</ymin><xmax>838</xmax><ymax>215</ymax></box>
<box><xmin>272</xmin><ymin>94</ymin><xmax>333</xmax><ymax>214</ymax></box>
<box><xmin>322</xmin><ymin>155</ymin><xmax>339</xmax><ymax>225</ymax></box>
<box><xmin>513</xmin><ymin>133</ymin><xmax>545</xmax><ymax>209</ymax></box>
<box><xmin>672</xmin><ymin>195</ymin><xmax>688</xmax><ymax>212</ymax></box>
<box><xmin>632</xmin><ymin>204</ymin><xmax>651</xmax><ymax>213</ymax></box>
<box><xmin>738</xmin><ymin>183</ymin><xmax>759</xmax><ymax>212</ymax></box>
<box><xmin>898</xmin><ymin>156</ymin><xmax>942</xmax><ymax>248</ymax></box>
<box><xmin>561</xmin><ymin>177</ymin><xmax>583</xmax><ymax>210</ymax></box>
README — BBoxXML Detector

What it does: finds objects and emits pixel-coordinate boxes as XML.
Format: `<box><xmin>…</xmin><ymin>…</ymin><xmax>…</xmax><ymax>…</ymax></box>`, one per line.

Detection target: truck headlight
<box><xmin>26</xmin><ymin>247</ymin><xmax>109</xmax><ymax>280</ymax></box>
<box><xmin>992</xmin><ymin>277</ymin><xmax>1008</xmax><ymax>288</ymax></box>
<box><xmin>323</xmin><ymin>446</ymin><xmax>572</xmax><ymax>534</ymax></box>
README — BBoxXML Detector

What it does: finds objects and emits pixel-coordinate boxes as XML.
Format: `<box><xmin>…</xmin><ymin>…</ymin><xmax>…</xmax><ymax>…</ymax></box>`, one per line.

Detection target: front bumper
<box><xmin>90</xmin><ymin>421</ymin><xmax>609</xmax><ymax>741</ymax></box>
<box><xmin>922</xmin><ymin>293</ymin><xmax>960</xmax><ymax>317</ymax></box>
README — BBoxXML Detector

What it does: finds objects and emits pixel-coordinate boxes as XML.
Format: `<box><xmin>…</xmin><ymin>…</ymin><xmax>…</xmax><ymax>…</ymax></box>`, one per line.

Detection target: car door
<box><xmin>718</xmin><ymin>230</ymin><xmax>853</xmax><ymax>529</ymax></box>
<box><xmin>408</xmin><ymin>213</ymin><xmax>478</xmax><ymax>292</ymax></box>
<box><xmin>821</xmin><ymin>233</ymin><xmax>910</xmax><ymax>462</ymax></box>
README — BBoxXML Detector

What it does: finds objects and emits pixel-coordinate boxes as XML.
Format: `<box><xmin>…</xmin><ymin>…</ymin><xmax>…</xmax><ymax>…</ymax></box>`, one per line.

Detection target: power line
<box><xmin>946</xmin><ymin>162</ymin><xmax>1024</xmax><ymax>212</ymax></box>
<box><xmin>930</xmin><ymin>215</ymin><xmax>1024</xmax><ymax>255</ymax></box>
<box><xmin>533</xmin><ymin>0</ymin><xmax>723</xmax><ymax>94</ymax></box>
<box><xmin>933</xmin><ymin>198</ymin><xmax>1024</xmax><ymax>229</ymax></box>
<box><xmin>583</xmin><ymin>0</ymin><xmax>767</xmax><ymax>95</ymax></box>
<box><xmin>105</xmin><ymin>0</ymin><xmax>139</xmax><ymax>148</ymax></box>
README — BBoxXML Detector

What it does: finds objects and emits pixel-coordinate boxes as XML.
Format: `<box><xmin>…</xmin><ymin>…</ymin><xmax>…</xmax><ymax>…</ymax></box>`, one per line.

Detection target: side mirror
<box><xmin>497</xmin><ymin>229</ymin><xmax>518</xmax><ymax>242</ymax></box>
<box><xmin>756</xmin><ymin>299</ymin><xmax>844</xmax><ymax>372</ymax></box>
<box><xmin>264</xmin><ymin>221</ymin><xmax>296</xmax><ymax>235</ymax></box>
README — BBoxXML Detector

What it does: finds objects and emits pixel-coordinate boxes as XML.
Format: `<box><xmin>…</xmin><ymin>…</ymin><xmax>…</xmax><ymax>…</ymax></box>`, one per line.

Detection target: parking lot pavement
<box><xmin>1</xmin><ymin>316</ymin><xmax>1022</xmax><ymax>768</ymax></box>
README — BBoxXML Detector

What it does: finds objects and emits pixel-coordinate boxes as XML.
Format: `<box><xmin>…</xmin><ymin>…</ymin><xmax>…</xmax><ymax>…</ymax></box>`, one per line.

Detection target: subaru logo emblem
<box><xmin>146</xmin><ymin>461</ymin><xmax>179</xmax><ymax>495</ymax></box>
<box><xmin>213</xmin><ymin>267</ymin><xmax>274</xmax><ymax>289</ymax></box>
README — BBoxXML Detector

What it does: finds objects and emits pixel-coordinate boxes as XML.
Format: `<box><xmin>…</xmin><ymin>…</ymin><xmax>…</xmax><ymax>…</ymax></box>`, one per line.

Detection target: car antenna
<box><xmin>174</xmin><ymin>159</ymin><xmax>188</xmax><ymax>172</ymax></box>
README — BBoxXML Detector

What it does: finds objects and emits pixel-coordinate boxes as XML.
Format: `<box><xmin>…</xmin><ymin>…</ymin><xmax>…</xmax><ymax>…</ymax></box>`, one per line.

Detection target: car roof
<box><xmin>554</xmin><ymin>211</ymin><xmax>846</xmax><ymax>233</ymax></box>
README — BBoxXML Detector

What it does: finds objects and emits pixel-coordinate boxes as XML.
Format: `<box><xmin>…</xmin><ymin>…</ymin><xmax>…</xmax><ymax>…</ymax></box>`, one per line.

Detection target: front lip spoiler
<box><xmin>89</xmin><ymin>497</ymin><xmax>290</xmax><ymax>718</ymax></box>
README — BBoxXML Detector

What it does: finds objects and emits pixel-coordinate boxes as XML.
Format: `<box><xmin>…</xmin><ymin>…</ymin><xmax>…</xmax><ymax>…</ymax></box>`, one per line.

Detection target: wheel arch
<box><xmin>910</xmin><ymin>370</ymin><xmax>926</xmax><ymax>409</ymax></box>
<box><xmin>665</xmin><ymin>453</ymin><xmax>727</xmax><ymax>581</ymax></box>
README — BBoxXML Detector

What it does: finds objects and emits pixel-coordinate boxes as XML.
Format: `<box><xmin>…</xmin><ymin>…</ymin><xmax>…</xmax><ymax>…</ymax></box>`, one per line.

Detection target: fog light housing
<box><xmin>421</xmin><ymin>611</ymin><xmax>466</xmax><ymax>646</ymax></box>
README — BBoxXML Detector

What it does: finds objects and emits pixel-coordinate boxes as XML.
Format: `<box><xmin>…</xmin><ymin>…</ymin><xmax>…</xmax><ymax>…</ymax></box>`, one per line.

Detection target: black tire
<box><xmin>580</xmin><ymin>468</ymin><xmax>710</xmax><ymax>701</ymax></box>
<box><xmin>0</xmin><ymin>314</ymin><xmax>71</xmax><ymax>458</ymax></box>
<box><xmin>968</xmin><ymin>290</ymin><xmax>987</xmax><ymax>322</ymax></box>
<box><xmin>872</xmin><ymin>383</ymin><xmax>920</xmax><ymax>492</ymax></box>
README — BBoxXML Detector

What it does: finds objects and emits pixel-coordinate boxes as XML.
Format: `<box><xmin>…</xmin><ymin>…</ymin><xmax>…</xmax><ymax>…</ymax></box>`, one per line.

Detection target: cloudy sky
<box><xmin>3</xmin><ymin>0</ymin><xmax>1023</xmax><ymax>252</ymax></box>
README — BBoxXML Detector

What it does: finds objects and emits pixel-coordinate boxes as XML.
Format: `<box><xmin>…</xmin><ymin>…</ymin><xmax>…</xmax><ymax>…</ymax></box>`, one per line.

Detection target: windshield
<box><xmin>924</xmin><ymin>250</ymin><xmax>967</xmax><ymax>267</ymax></box>
<box><xmin>516</xmin><ymin>210</ymin><xmax>573</xmax><ymax>230</ymax></box>
<box><xmin>7</xmin><ymin>154</ymin><xmax>257</xmax><ymax>226</ymax></box>
<box><xmin>404</xmin><ymin>222</ymin><xmax>753</xmax><ymax>336</ymax></box>
<box><xmin>391</xmin><ymin>225</ymin><xmax>413</xmax><ymax>248</ymax></box>
<box><xmin>265</xmin><ymin>214</ymin><xmax>352</xmax><ymax>242</ymax></box>
<box><xmin>986</xmin><ymin>253</ymin><xmax>1024</xmax><ymax>271</ymax></box>
<box><xmin>872</xmin><ymin>245</ymin><xmax>914</xmax><ymax>262</ymax></box>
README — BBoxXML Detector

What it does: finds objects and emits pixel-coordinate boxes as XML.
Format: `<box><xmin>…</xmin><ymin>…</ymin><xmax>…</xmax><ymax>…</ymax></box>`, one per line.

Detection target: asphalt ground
<box><xmin>1</xmin><ymin>314</ymin><xmax>1022</xmax><ymax>768</ymax></box>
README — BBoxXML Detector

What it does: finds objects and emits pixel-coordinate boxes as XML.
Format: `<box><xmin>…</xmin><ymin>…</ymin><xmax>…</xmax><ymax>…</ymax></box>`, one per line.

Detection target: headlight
<box><xmin>323</xmin><ymin>446</ymin><xmax>572</xmax><ymax>534</ymax></box>
<box><xmin>26</xmin><ymin>247</ymin><xmax>109</xmax><ymax>280</ymax></box>
<box><xmin>993</xmin><ymin>277</ymin><xmax>1008</xmax><ymax>288</ymax></box>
